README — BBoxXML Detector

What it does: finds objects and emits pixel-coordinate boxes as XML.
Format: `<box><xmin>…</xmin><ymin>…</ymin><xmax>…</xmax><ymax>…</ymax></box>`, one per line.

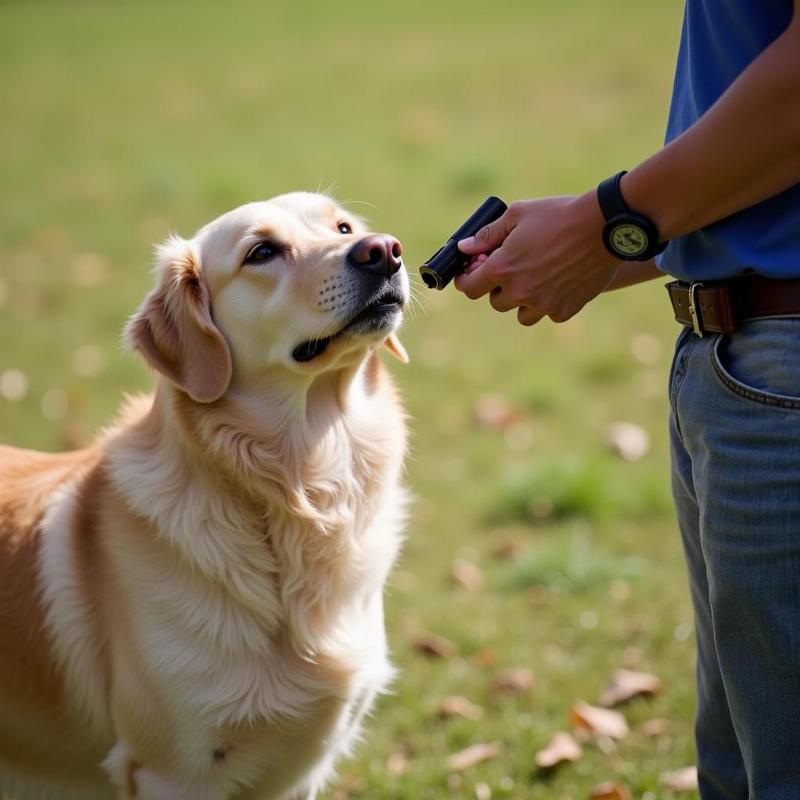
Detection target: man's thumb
<box><xmin>457</xmin><ymin>213</ymin><xmax>513</xmax><ymax>254</ymax></box>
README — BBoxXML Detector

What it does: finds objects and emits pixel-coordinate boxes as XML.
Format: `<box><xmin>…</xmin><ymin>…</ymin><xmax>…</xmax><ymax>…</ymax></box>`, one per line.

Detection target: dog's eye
<box><xmin>244</xmin><ymin>241</ymin><xmax>280</xmax><ymax>265</ymax></box>
<box><xmin>337</xmin><ymin>222</ymin><xmax>353</xmax><ymax>235</ymax></box>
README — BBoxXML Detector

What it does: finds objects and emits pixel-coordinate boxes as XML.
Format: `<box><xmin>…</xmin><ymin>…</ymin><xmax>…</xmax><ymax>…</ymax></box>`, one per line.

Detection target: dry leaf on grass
<box><xmin>570</xmin><ymin>701</ymin><xmax>629</xmax><ymax>740</ymax></box>
<box><xmin>661</xmin><ymin>766</ymin><xmax>698</xmax><ymax>792</ymax></box>
<box><xmin>446</xmin><ymin>742</ymin><xmax>501</xmax><ymax>772</ymax></box>
<box><xmin>386</xmin><ymin>750</ymin><xmax>409</xmax><ymax>777</ymax></box>
<box><xmin>492</xmin><ymin>667</ymin><xmax>534</xmax><ymax>694</ymax></box>
<box><xmin>640</xmin><ymin>718</ymin><xmax>671</xmax><ymax>737</ymax></box>
<box><xmin>436</xmin><ymin>696</ymin><xmax>484</xmax><ymax>721</ymax></box>
<box><xmin>410</xmin><ymin>632</ymin><xmax>456</xmax><ymax>659</ymax></box>
<box><xmin>598</xmin><ymin>669</ymin><xmax>663</xmax><ymax>707</ymax></box>
<box><xmin>589</xmin><ymin>781</ymin><xmax>632</xmax><ymax>800</ymax></box>
<box><xmin>449</xmin><ymin>559</ymin><xmax>484</xmax><ymax>592</ymax></box>
<box><xmin>330</xmin><ymin>773</ymin><xmax>365</xmax><ymax>800</ymax></box>
<box><xmin>474</xmin><ymin>783</ymin><xmax>491</xmax><ymax>800</ymax></box>
<box><xmin>491</xmin><ymin>536</ymin><xmax>525</xmax><ymax>561</ymax></box>
<box><xmin>534</xmin><ymin>731</ymin><xmax>583</xmax><ymax>769</ymax></box>
<box><xmin>605</xmin><ymin>421</ymin><xmax>650</xmax><ymax>462</ymax></box>
<box><xmin>473</xmin><ymin>393</ymin><xmax>523</xmax><ymax>431</ymax></box>
<box><xmin>471</xmin><ymin>647</ymin><xmax>497</xmax><ymax>669</ymax></box>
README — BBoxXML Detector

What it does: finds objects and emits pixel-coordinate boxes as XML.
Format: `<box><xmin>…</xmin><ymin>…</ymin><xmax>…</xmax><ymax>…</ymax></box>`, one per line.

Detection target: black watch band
<box><xmin>597</xmin><ymin>170</ymin><xmax>667</xmax><ymax>261</ymax></box>
<box><xmin>597</xmin><ymin>170</ymin><xmax>631</xmax><ymax>220</ymax></box>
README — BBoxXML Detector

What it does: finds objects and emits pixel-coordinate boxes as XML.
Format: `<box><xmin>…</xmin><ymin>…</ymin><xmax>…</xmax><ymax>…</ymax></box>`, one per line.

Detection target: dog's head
<box><xmin>125</xmin><ymin>192</ymin><xmax>409</xmax><ymax>402</ymax></box>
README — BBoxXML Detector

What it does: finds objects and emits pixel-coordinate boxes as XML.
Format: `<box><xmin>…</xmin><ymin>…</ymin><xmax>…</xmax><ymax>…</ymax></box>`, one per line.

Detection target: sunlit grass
<box><xmin>0</xmin><ymin>1</ymin><xmax>697</xmax><ymax>797</ymax></box>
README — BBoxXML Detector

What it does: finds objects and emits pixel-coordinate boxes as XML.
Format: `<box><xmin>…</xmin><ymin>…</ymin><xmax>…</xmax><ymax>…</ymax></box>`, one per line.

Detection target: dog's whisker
<box><xmin>342</xmin><ymin>199</ymin><xmax>384</xmax><ymax>215</ymax></box>
<box><xmin>316</xmin><ymin>178</ymin><xmax>340</xmax><ymax>200</ymax></box>
<box><xmin>407</xmin><ymin>286</ymin><xmax>427</xmax><ymax>314</ymax></box>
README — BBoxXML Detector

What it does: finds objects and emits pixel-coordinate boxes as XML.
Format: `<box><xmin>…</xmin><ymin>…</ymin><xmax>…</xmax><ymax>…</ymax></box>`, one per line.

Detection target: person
<box><xmin>453</xmin><ymin>2</ymin><xmax>800</xmax><ymax>798</ymax></box>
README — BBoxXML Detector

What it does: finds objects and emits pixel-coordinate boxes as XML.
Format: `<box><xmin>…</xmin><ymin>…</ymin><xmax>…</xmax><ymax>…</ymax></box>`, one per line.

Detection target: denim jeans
<box><xmin>669</xmin><ymin>319</ymin><xmax>800</xmax><ymax>799</ymax></box>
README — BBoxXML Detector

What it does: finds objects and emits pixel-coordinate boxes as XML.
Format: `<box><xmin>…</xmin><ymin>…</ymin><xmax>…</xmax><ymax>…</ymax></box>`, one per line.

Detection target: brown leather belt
<box><xmin>666</xmin><ymin>274</ymin><xmax>800</xmax><ymax>337</ymax></box>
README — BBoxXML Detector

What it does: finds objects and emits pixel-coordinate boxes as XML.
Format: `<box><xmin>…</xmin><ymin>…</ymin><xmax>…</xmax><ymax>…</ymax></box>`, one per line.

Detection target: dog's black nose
<box><xmin>346</xmin><ymin>235</ymin><xmax>403</xmax><ymax>277</ymax></box>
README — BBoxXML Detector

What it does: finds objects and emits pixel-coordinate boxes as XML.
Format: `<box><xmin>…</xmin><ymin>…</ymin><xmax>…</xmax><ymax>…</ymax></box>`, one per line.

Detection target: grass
<box><xmin>0</xmin><ymin>1</ymin><xmax>698</xmax><ymax>797</ymax></box>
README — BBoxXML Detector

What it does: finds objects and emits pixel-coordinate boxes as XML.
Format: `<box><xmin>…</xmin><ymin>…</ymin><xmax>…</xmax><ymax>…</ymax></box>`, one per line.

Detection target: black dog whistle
<box><xmin>419</xmin><ymin>196</ymin><xmax>508</xmax><ymax>290</ymax></box>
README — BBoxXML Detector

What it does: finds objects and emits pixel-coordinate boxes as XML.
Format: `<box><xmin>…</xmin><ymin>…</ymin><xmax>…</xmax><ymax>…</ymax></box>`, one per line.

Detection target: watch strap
<box><xmin>597</xmin><ymin>170</ymin><xmax>629</xmax><ymax>221</ymax></box>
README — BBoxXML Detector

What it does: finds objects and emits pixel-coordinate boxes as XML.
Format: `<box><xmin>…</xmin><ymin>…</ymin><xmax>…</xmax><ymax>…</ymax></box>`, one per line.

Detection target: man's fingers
<box><xmin>489</xmin><ymin>287</ymin><xmax>516</xmax><ymax>312</ymax></box>
<box><xmin>517</xmin><ymin>306</ymin><xmax>544</xmax><ymax>327</ymax></box>
<box><xmin>454</xmin><ymin>255</ymin><xmax>501</xmax><ymax>299</ymax></box>
<box><xmin>457</xmin><ymin>209</ymin><xmax>516</xmax><ymax>255</ymax></box>
<box><xmin>464</xmin><ymin>253</ymin><xmax>489</xmax><ymax>274</ymax></box>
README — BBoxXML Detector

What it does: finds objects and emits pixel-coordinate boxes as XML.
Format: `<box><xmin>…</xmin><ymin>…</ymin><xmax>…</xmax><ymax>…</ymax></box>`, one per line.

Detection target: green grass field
<box><xmin>0</xmin><ymin>2</ymin><xmax>698</xmax><ymax>797</ymax></box>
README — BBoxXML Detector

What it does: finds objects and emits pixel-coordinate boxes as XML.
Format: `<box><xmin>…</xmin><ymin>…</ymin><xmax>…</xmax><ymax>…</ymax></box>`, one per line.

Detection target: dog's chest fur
<box><xmin>82</xmin><ymin>389</ymin><xmax>406</xmax><ymax>796</ymax></box>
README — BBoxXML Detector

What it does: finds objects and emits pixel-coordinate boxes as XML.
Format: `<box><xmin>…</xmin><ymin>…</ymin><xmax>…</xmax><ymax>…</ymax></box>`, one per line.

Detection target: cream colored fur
<box><xmin>0</xmin><ymin>193</ymin><xmax>409</xmax><ymax>799</ymax></box>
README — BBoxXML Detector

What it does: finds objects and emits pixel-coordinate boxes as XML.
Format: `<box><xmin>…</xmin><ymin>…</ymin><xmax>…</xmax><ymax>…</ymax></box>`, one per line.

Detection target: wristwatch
<box><xmin>597</xmin><ymin>171</ymin><xmax>667</xmax><ymax>261</ymax></box>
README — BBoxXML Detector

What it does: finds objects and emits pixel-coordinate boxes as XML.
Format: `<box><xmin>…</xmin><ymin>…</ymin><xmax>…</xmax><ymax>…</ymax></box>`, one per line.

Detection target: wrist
<box><xmin>597</xmin><ymin>171</ymin><xmax>667</xmax><ymax>261</ymax></box>
<box><xmin>619</xmin><ymin>166</ymin><xmax>681</xmax><ymax>241</ymax></box>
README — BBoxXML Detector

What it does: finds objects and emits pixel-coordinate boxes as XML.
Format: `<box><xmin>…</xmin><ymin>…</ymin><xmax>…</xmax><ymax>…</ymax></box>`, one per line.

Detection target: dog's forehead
<box><xmin>198</xmin><ymin>193</ymin><xmax>348</xmax><ymax>244</ymax></box>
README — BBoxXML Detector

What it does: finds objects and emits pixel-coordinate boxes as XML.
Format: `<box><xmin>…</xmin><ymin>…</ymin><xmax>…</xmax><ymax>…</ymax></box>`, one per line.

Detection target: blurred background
<box><xmin>0</xmin><ymin>1</ymin><xmax>697</xmax><ymax>797</ymax></box>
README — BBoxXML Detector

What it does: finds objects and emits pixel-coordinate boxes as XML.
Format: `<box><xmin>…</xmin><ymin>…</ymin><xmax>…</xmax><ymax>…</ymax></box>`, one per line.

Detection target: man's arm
<box><xmin>604</xmin><ymin>261</ymin><xmax>662</xmax><ymax>292</ymax></box>
<box><xmin>623</xmin><ymin>5</ymin><xmax>800</xmax><ymax>239</ymax></box>
<box><xmin>455</xmin><ymin>4</ymin><xmax>800</xmax><ymax>325</ymax></box>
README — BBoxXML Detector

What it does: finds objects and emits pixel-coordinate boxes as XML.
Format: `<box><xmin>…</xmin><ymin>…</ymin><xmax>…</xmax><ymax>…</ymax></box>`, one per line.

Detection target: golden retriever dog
<box><xmin>0</xmin><ymin>192</ymin><xmax>410</xmax><ymax>800</ymax></box>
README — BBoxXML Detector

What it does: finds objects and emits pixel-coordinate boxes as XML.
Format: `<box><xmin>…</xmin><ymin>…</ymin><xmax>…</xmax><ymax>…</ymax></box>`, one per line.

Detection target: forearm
<box><xmin>604</xmin><ymin>260</ymin><xmax>663</xmax><ymax>291</ymax></box>
<box><xmin>622</xmin><ymin>11</ymin><xmax>800</xmax><ymax>240</ymax></box>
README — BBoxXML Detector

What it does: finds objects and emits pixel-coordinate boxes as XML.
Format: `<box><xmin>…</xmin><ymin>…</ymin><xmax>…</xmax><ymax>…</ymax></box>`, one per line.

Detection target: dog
<box><xmin>0</xmin><ymin>192</ymin><xmax>410</xmax><ymax>800</ymax></box>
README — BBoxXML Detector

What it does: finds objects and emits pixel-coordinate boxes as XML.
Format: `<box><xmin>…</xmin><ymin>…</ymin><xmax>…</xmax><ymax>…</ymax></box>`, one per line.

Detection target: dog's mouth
<box><xmin>292</xmin><ymin>289</ymin><xmax>406</xmax><ymax>363</ymax></box>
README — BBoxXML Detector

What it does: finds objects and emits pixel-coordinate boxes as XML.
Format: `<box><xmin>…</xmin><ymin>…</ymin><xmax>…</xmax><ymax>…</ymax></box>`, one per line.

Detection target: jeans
<box><xmin>669</xmin><ymin>319</ymin><xmax>800</xmax><ymax>799</ymax></box>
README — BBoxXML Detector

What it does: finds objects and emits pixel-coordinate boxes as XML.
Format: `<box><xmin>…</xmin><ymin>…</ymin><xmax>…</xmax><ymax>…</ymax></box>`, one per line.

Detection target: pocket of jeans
<box><xmin>668</xmin><ymin>325</ymin><xmax>695</xmax><ymax>410</ymax></box>
<box><xmin>711</xmin><ymin>319</ymin><xmax>800</xmax><ymax>410</ymax></box>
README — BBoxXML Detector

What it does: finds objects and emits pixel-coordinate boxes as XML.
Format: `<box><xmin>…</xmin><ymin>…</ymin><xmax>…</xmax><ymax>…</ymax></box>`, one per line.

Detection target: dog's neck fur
<box><xmin>105</xmin><ymin>352</ymin><xmax>405</xmax><ymax>658</ymax></box>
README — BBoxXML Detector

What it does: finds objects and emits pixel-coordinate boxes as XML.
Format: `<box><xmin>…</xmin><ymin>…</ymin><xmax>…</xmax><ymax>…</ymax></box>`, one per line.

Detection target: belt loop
<box><xmin>688</xmin><ymin>282</ymin><xmax>705</xmax><ymax>337</ymax></box>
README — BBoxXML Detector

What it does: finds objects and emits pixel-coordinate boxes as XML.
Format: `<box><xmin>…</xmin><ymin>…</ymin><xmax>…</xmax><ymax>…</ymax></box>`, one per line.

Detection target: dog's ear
<box><xmin>383</xmin><ymin>333</ymin><xmax>409</xmax><ymax>364</ymax></box>
<box><xmin>125</xmin><ymin>236</ymin><xmax>232</xmax><ymax>403</ymax></box>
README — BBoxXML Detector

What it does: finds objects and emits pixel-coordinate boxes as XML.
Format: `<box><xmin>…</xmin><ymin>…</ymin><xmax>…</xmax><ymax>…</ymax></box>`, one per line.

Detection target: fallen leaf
<box><xmin>471</xmin><ymin>647</ymin><xmax>497</xmax><ymax>669</ymax></box>
<box><xmin>605</xmin><ymin>421</ymin><xmax>650</xmax><ymax>462</ymax></box>
<box><xmin>447</xmin><ymin>774</ymin><xmax>463</xmax><ymax>791</ymax></box>
<box><xmin>436</xmin><ymin>696</ymin><xmax>484</xmax><ymax>721</ymax></box>
<box><xmin>589</xmin><ymin>782</ymin><xmax>632</xmax><ymax>800</ymax></box>
<box><xmin>661</xmin><ymin>766</ymin><xmax>698</xmax><ymax>792</ymax></box>
<box><xmin>330</xmin><ymin>773</ymin><xmax>365</xmax><ymax>800</ymax></box>
<box><xmin>386</xmin><ymin>750</ymin><xmax>409</xmax><ymax>776</ymax></box>
<box><xmin>534</xmin><ymin>731</ymin><xmax>583</xmax><ymax>769</ymax></box>
<box><xmin>446</xmin><ymin>742</ymin><xmax>501</xmax><ymax>772</ymax></box>
<box><xmin>598</xmin><ymin>669</ymin><xmax>663</xmax><ymax>707</ymax></box>
<box><xmin>639</xmin><ymin>718</ymin><xmax>671</xmax><ymax>737</ymax></box>
<box><xmin>621</xmin><ymin>646</ymin><xmax>643</xmax><ymax>669</ymax></box>
<box><xmin>528</xmin><ymin>586</ymin><xmax>551</xmax><ymax>606</ymax></box>
<box><xmin>473</xmin><ymin>393</ymin><xmax>523</xmax><ymax>431</ymax></box>
<box><xmin>570</xmin><ymin>701</ymin><xmax>629</xmax><ymax>740</ymax></box>
<box><xmin>411</xmin><ymin>632</ymin><xmax>456</xmax><ymax>659</ymax></box>
<box><xmin>490</xmin><ymin>536</ymin><xmax>524</xmax><ymax>561</ymax></box>
<box><xmin>449</xmin><ymin>559</ymin><xmax>484</xmax><ymax>592</ymax></box>
<box><xmin>475</xmin><ymin>782</ymin><xmax>491</xmax><ymax>800</ymax></box>
<box><xmin>492</xmin><ymin>667</ymin><xmax>534</xmax><ymax>694</ymax></box>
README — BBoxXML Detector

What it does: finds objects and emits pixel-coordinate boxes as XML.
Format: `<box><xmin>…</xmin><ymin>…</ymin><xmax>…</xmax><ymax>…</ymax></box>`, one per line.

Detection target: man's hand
<box><xmin>453</xmin><ymin>191</ymin><xmax>623</xmax><ymax>326</ymax></box>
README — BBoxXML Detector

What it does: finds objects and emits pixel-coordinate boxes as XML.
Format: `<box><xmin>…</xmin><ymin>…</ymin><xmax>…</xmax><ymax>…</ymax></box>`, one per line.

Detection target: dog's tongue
<box><xmin>292</xmin><ymin>337</ymin><xmax>331</xmax><ymax>362</ymax></box>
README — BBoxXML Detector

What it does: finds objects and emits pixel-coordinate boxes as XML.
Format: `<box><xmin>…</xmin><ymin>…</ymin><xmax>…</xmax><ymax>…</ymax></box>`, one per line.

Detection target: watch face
<box><xmin>609</xmin><ymin>223</ymin><xmax>648</xmax><ymax>257</ymax></box>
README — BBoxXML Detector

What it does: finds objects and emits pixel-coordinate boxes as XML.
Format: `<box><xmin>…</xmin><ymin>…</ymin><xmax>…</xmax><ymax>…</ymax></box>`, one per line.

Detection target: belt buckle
<box><xmin>688</xmin><ymin>282</ymin><xmax>705</xmax><ymax>337</ymax></box>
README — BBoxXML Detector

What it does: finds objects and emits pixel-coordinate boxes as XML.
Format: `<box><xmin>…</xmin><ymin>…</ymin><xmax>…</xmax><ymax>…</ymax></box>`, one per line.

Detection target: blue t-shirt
<box><xmin>657</xmin><ymin>0</ymin><xmax>800</xmax><ymax>280</ymax></box>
